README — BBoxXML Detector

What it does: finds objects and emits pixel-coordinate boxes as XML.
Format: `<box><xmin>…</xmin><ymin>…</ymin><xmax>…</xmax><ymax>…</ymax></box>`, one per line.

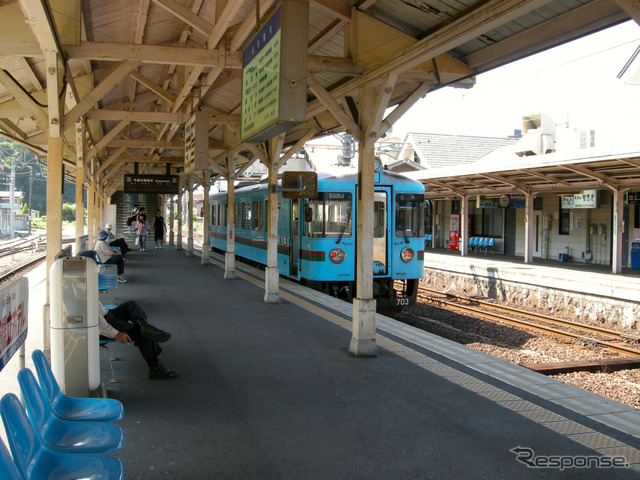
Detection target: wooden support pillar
<box><xmin>264</xmin><ymin>136</ymin><xmax>285</xmax><ymax>303</ymax></box>
<box><xmin>201</xmin><ymin>171</ymin><xmax>210</xmax><ymax>265</ymax></box>
<box><xmin>460</xmin><ymin>195</ymin><xmax>468</xmax><ymax>256</ymax></box>
<box><xmin>176</xmin><ymin>185</ymin><xmax>183</xmax><ymax>250</ymax></box>
<box><xmin>524</xmin><ymin>193</ymin><xmax>534</xmax><ymax>264</ymax></box>
<box><xmin>350</xmin><ymin>84</ymin><xmax>377</xmax><ymax>356</ymax></box>
<box><xmin>44</xmin><ymin>50</ymin><xmax>64</xmax><ymax>355</ymax></box>
<box><xmin>225</xmin><ymin>160</ymin><xmax>236</xmax><ymax>279</ymax></box>
<box><xmin>87</xmin><ymin>177</ymin><xmax>95</xmax><ymax>247</ymax></box>
<box><xmin>186</xmin><ymin>177</ymin><xmax>194</xmax><ymax>256</ymax></box>
<box><xmin>612</xmin><ymin>189</ymin><xmax>624</xmax><ymax>274</ymax></box>
<box><xmin>431</xmin><ymin>200</ymin><xmax>437</xmax><ymax>249</ymax></box>
<box><xmin>169</xmin><ymin>196</ymin><xmax>175</xmax><ymax>246</ymax></box>
<box><xmin>75</xmin><ymin>123</ymin><xmax>85</xmax><ymax>254</ymax></box>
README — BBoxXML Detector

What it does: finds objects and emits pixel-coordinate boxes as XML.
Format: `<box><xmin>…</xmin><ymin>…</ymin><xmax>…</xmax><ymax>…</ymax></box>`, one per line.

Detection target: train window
<box><xmin>306</xmin><ymin>192</ymin><xmax>352</xmax><ymax>238</ymax></box>
<box><xmin>395</xmin><ymin>194</ymin><xmax>424</xmax><ymax>238</ymax></box>
<box><xmin>211</xmin><ymin>204</ymin><xmax>217</xmax><ymax>225</ymax></box>
<box><xmin>252</xmin><ymin>201</ymin><xmax>264</xmax><ymax>230</ymax></box>
<box><xmin>242</xmin><ymin>202</ymin><xmax>252</xmax><ymax>229</ymax></box>
<box><xmin>234</xmin><ymin>203</ymin><xmax>242</xmax><ymax>229</ymax></box>
<box><xmin>374</xmin><ymin>202</ymin><xmax>385</xmax><ymax>238</ymax></box>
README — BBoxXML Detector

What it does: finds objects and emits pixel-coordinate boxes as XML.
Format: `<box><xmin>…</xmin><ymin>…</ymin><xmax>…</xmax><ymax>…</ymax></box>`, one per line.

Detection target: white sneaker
<box><xmin>117</xmin><ymin>277</ymin><xmax>127</xmax><ymax>283</ymax></box>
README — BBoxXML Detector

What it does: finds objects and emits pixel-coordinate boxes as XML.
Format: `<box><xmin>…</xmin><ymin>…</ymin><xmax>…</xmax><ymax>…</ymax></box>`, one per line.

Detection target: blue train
<box><xmin>209</xmin><ymin>168</ymin><xmax>425</xmax><ymax>310</ymax></box>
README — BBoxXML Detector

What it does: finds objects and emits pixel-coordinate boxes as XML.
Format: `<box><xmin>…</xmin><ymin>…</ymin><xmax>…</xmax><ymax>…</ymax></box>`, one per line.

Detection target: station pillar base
<box><xmin>264</xmin><ymin>267</ymin><xmax>280</xmax><ymax>303</ymax></box>
<box><xmin>224</xmin><ymin>252</ymin><xmax>236</xmax><ymax>279</ymax></box>
<box><xmin>349</xmin><ymin>297</ymin><xmax>378</xmax><ymax>357</ymax></box>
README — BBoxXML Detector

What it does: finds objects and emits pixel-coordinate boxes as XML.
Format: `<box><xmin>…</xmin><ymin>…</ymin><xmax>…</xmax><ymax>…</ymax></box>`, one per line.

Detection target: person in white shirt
<box><xmin>94</xmin><ymin>230</ymin><xmax>126</xmax><ymax>283</ymax></box>
<box><xmin>104</xmin><ymin>223</ymin><xmax>129</xmax><ymax>258</ymax></box>
<box><xmin>98</xmin><ymin>301</ymin><xmax>177</xmax><ymax>380</ymax></box>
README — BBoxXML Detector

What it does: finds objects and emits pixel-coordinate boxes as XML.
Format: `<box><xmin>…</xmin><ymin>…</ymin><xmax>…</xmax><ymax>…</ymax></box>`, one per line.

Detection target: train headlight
<box><xmin>400</xmin><ymin>247</ymin><xmax>414</xmax><ymax>263</ymax></box>
<box><xmin>329</xmin><ymin>248</ymin><xmax>346</xmax><ymax>264</ymax></box>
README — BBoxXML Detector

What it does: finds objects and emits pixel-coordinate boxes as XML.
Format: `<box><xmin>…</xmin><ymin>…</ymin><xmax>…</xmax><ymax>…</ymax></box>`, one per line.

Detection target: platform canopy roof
<box><xmin>0</xmin><ymin>0</ymin><xmax>637</xmax><ymax>196</ymax></box>
<box><xmin>404</xmin><ymin>143</ymin><xmax>640</xmax><ymax>198</ymax></box>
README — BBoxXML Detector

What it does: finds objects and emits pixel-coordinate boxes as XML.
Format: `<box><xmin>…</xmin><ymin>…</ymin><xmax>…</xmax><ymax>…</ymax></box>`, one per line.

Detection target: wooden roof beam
<box><xmin>129</xmin><ymin>70</ymin><xmax>176</xmax><ymax>104</ymax></box>
<box><xmin>308</xmin><ymin>74</ymin><xmax>362</xmax><ymax>139</ymax></box>
<box><xmin>63</xmin><ymin>60</ymin><xmax>140</xmax><ymax>132</ymax></box>
<box><xmin>0</xmin><ymin>118</ymin><xmax>27</xmax><ymax>140</ymax></box>
<box><xmin>563</xmin><ymin>164</ymin><xmax>617</xmax><ymax>188</ymax></box>
<box><xmin>150</xmin><ymin>0</ymin><xmax>214</xmax><ymax>37</ymax></box>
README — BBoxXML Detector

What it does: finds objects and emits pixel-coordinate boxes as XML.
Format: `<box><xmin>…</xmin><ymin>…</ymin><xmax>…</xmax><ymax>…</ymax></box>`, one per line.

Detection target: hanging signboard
<box><xmin>0</xmin><ymin>277</ymin><xmax>28</xmax><ymax>372</ymax></box>
<box><xmin>184</xmin><ymin>111</ymin><xmax>209</xmax><ymax>174</ymax></box>
<box><xmin>627</xmin><ymin>192</ymin><xmax>640</xmax><ymax>205</ymax></box>
<box><xmin>241</xmin><ymin>0</ymin><xmax>308</xmax><ymax>142</ymax></box>
<box><xmin>561</xmin><ymin>190</ymin><xmax>598</xmax><ymax>209</ymax></box>
<box><xmin>124</xmin><ymin>174</ymin><xmax>180</xmax><ymax>194</ymax></box>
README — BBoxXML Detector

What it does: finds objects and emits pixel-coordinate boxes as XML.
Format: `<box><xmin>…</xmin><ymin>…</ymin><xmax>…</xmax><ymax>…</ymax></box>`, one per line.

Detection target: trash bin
<box><xmin>631</xmin><ymin>242</ymin><xmax>640</xmax><ymax>269</ymax></box>
<box><xmin>50</xmin><ymin>257</ymin><xmax>100</xmax><ymax>397</ymax></box>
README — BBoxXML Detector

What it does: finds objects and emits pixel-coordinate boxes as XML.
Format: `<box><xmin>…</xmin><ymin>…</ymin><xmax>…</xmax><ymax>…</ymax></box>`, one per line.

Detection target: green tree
<box><xmin>61</xmin><ymin>203</ymin><xmax>76</xmax><ymax>222</ymax></box>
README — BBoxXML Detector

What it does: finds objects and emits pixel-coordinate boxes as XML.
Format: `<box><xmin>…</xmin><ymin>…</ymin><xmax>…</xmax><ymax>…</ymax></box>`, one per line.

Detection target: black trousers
<box><xmin>103</xmin><ymin>254</ymin><xmax>125</xmax><ymax>275</ymax></box>
<box><xmin>104</xmin><ymin>301</ymin><xmax>162</xmax><ymax>368</ymax></box>
<box><xmin>109</xmin><ymin>238</ymin><xmax>129</xmax><ymax>257</ymax></box>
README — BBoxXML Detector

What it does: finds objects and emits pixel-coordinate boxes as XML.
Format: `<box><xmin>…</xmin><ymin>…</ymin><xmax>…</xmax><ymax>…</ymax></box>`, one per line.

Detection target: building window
<box><xmin>469</xmin><ymin>200</ymin><xmax>502</xmax><ymax>238</ymax></box>
<box><xmin>559</xmin><ymin>198</ymin><xmax>570</xmax><ymax>235</ymax></box>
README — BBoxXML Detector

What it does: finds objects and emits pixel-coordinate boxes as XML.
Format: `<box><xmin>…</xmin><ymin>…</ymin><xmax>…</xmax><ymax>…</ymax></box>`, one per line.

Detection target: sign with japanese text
<box><xmin>124</xmin><ymin>174</ymin><xmax>179</xmax><ymax>194</ymax></box>
<box><xmin>627</xmin><ymin>192</ymin><xmax>640</xmax><ymax>205</ymax></box>
<box><xmin>184</xmin><ymin>111</ymin><xmax>209</xmax><ymax>173</ymax></box>
<box><xmin>0</xmin><ymin>277</ymin><xmax>28</xmax><ymax>372</ymax></box>
<box><xmin>241</xmin><ymin>0</ymin><xmax>308</xmax><ymax>142</ymax></box>
<box><xmin>561</xmin><ymin>190</ymin><xmax>598</xmax><ymax>209</ymax></box>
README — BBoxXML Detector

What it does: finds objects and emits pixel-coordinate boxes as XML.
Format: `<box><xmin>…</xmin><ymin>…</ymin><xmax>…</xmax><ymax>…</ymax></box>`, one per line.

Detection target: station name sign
<box><xmin>561</xmin><ymin>190</ymin><xmax>598</xmax><ymax>209</ymax></box>
<box><xmin>124</xmin><ymin>174</ymin><xmax>179</xmax><ymax>194</ymax></box>
<box><xmin>240</xmin><ymin>0</ymin><xmax>308</xmax><ymax>142</ymax></box>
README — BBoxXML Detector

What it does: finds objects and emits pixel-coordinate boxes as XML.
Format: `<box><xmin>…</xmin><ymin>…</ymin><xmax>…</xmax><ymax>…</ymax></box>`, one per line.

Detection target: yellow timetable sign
<box><xmin>241</xmin><ymin>0</ymin><xmax>308</xmax><ymax>143</ymax></box>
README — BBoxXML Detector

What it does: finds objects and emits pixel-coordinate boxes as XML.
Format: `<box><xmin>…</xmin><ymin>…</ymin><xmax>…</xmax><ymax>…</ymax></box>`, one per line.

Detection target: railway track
<box><xmin>0</xmin><ymin>236</ymin><xmax>75</xmax><ymax>284</ymax></box>
<box><xmin>416</xmin><ymin>286</ymin><xmax>640</xmax><ymax>357</ymax></box>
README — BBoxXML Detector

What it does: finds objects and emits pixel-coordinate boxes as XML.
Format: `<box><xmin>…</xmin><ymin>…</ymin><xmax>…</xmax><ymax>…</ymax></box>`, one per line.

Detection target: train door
<box><xmin>373</xmin><ymin>189</ymin><xmax>389</xmax><ymax>275</ymax></box>
<box><xmin>290</xmin><ymin>200</ymin><xmax>300</xmax><ymax>276</ymax></box>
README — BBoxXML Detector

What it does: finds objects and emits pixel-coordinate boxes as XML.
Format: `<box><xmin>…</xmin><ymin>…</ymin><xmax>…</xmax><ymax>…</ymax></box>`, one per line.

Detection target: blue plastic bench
<box><xmin>0</xmin><ymin>437</ymin><xmax>22</xmax><ymax>480</ymax></box>
<box><xmin>32</xmin><ymin>350</ymin><xmax>123</xmax><ymax>422</ymax></box>
<box><xmin>17</xmin><ymin>369</ymin><xmax>124</xmax><ymax>454</ymax></box>
<box><xmin>1</xmin><ymin>393</ymin><xmax>124</xmax><ymax>480</ymax></box>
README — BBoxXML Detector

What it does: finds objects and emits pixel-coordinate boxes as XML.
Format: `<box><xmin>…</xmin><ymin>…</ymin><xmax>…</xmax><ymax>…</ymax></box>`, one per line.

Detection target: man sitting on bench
<box><xmin>98</xmin><ymin>301</ymin><xmax>178</xmax><ymax>380</ymax></box>
<box><xmin>105</xmin><ymin>223</ymin><xmax>129</xmax><ymax>259</ymax></box>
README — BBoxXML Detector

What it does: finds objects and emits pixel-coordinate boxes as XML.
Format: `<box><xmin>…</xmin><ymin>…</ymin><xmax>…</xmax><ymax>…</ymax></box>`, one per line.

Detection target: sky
<box><xmin>388</xmin><ymin>20</ymin><xmax>640</xmax><ymax>147</ymax></box>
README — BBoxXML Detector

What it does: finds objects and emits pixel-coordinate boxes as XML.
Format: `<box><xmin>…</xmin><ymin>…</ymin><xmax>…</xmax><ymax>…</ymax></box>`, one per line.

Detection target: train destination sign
<box><xmin>124</xmin><ymin>174</ymin><xmax>179</xmax><ymax>194</ymax></box>
<box><xmin>241</xmin><ymin>0</ymin><xmax>308</xmax><ymax>142</ymax></box>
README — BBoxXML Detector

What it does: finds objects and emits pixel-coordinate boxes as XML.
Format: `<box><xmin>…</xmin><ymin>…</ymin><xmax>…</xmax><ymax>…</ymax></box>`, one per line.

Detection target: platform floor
<box><xmin>3</xmin><ymin>245</ymin><xmax>640</xmax><ymax>478</ymax></box>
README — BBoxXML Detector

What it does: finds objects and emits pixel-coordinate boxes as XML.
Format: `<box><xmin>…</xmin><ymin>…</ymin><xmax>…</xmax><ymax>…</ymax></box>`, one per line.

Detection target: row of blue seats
<box><xmin>469</xmin><ymin>237</ymin><xmax>495</xmax><ymax>253</ymax></box>
<box><xmin>0</xmin><ymin>350</ymin><xmax>125</xmax><ymax>479</ymax></box>
<box><xmin>424</xmin><ymin>233</ymin><xmax>434</xmax><ymax>243</ymax></box>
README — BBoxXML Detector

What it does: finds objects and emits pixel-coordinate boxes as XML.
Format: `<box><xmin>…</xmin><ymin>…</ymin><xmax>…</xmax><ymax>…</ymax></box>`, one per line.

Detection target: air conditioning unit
<box><xmin>515</xmin><ymin>113</ymin><xmax>556</xmax><ymax>157</ymax></box>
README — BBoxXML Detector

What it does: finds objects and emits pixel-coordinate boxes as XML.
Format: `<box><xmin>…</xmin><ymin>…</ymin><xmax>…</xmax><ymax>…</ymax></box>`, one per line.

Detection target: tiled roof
<box><xmin>402</xmin><ymin>132</ymin><xmax>519</xmax><ymax>170</ymax></box>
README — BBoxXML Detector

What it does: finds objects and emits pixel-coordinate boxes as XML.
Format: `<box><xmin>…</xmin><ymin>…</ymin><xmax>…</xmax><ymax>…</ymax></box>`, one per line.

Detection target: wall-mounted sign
<box><xmin>0</xmin><ymin>278</ymin><xmax>28</xmax><ymax>372</ymax></box>
<box><xmin>627</xmin><ymin>192</ymin><xmax>640</xmax><ymax>205</ymax></box>
<box><xmin>241</xmin><ymin>0</ymin><xmax>308</xmax><ymax>142</ymax></box>
<box><xmin>184</xmin><ymin>111</ymin><xmax>209</xmax><ymax>173</ymax></box>
<box><xmin>124</xmin><ymin>174</ymin><xmax>179</xmax><ymax>194</ymax></box>
<box><xmin>561</xmin><ymin>190</ymin><xmax>597</xmax><ymax>209</ymax></box>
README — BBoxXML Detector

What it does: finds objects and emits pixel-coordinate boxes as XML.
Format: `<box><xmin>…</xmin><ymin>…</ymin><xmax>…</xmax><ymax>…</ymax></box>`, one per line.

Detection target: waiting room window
<box><xmin>469</xmin><ymin>200</ymin><xmax>502</xmax><ymax>238</ymax></box>
<box><xmin>559</xmin><ymin>199</ymin><xmax>570</xmax><ymax>235</ymax></box>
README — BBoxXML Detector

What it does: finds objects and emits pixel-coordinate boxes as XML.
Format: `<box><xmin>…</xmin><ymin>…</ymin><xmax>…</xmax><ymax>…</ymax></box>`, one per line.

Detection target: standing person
<box><xmin>152</xmin><ymin>209</ymin><xmax>167</xmax><ymax>249</ymax></box>
<box><xmin>105</xmin><ymin>223</ymin><xmax>129</xmax><ymax>258</ymax></box>
<box><xmin>136</xmin><ymin>207</ymin><xmax>149</xmax><ymax>252</ymax></box>
<box><xmin>99</xmin><ymin>301</ymin><xmax>177</xmax><ymax>380</ymax></box>
<box><xmin>95</xmin><ymin>230</ymin><xmax>126</xmax><ymax>282</ymax></box>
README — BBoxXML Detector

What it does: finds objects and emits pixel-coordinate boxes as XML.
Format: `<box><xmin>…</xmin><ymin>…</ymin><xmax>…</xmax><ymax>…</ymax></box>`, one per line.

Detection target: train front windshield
<box><xmin>307</xmin><ymin>193</ymin><xmax>352</xmax><ymax>238</ymax></box>
<box><xmin>395</xmin><ymin>194</ymin><xmax>425</xmax><ymax>238</ymax></box>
